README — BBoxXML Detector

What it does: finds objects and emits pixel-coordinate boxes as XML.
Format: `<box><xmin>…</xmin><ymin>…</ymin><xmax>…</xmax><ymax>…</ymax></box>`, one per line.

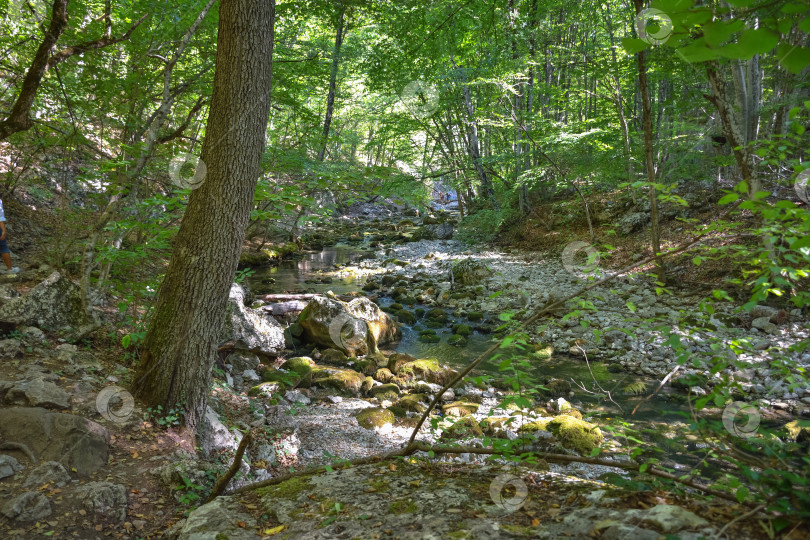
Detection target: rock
<box><xmin>0</xmin><ymin>407</ymin><xmax>109</xmax><ymax>476</ymax></box>
<box><xmin>321</xmin><ymin>348</ymin><xmax>349</xmax><ymax>365</ymax></box>
<box><xmin>751</xmin><ymin>316</ymin><xmax>777</xmax><ymax>334</ymax></box>
<box><xmin>254</xmin><ymin>443</ymin><xmax>278</xmax><ymax>466</ymax></box>
<box><xmin>355</xmin><ymin>407</ymin><xmax>395</xmax><ymax>429</ymax></box>
<box><xmin>284</xmin><ymin>390</ymin><xmax>311</xmax><ymax>405</ymax></box>
<box><xmin>396</xmin><ymin>358</ymin><xmax>457</xmax><ymax>385</ymax></box>
<box><xmin>618</xmin><ymin>211</ymin><xmax>649</xmax><ymax>234</ymax></box>
<box><xmin>312</xmin><ymin>366</ymin><xmax>366</xmax><ymax>396</ymax></box>
<box><xmin>545</xmin><ymin>415</ymin><xmax>603</xmax><ymax>455</ymax></box>
<box><xmin>1</xmin><ymin>492</ymin><xmax>51</xmax><ymax>521</ymax></box>
<box><xmin>0</xmin><ymin>283</ymin><xmax>20</xmax><ymax>302</ymax></box>
<box><xmin>450</xmin><ymin>259</ymin><xmax>493</xmax><ymax>285</ymax></box>
<box><xmin>20</xmin><ymin>326</ymin><xmax>45</xmax><ymax>341</ymax></box>
<box><xmin>750</xmin><ymin>305</ymin><xmax>778</xmax><ymax>321</ymax></box>
<box><xmin>247</xmin><ymin>381</ymin><xmax>280</xmax><ymax>397</ymax></box>
<box><xmin>442</xmin><ymin>401</ymin><xmax>479</xmax><ymax>416</ymax></box>
<box><xmin>447</xmin><ymin>334</ymin><xmax>467</xmax><ymax>347</ymax></box>
<box><xmin>387</xmin><ymin>352</ymin><xmax>417</xmax><ymax>373</ymax></box>
<box><xmin>0</xmin><ymin>272</ymin><xmax>91</xmax><ymax>331</ymax></box>
<box><xmin>200</xmin><ymin>406</ymin><xmax>238</xmax><ymax>457</ymax></box>
<box><xmin>0</xmin><ymin>455</ymin><xmax>23</xmax><ymax>479</ymax></box>
<box><xmin>375</xmin><ymin>368</ymin><xmax>394</xmax><ymax>383</ymax></box>
<box><xmin>297</xmin><ymin>296</ymin><xmax>401</xmax><ymax>356</ymax></box>
<box><xmin>545</xmin><ymin>379</ymin><xmax>571</xmax><ymax>397</ymax></box>
<box><xmin>242</xmin><ymin>369</ymin><xmax>260</xmax><ymax>382</ymax></box>
<box><xmin>369</xmin><ymin>383</ymin><xmax>400</xmax><ymax>401</ymax></box>
<box><xmin>425</xmin><ymin>307</ymin><xmax>448</xmax><ymax>322</ymax></box>
<box><xmin>225</xmin><ymin>350</ymin><xmax>261</xmax><ymax>372</ymax></box>
<box><xmin>23</xmin><ymin>461</ymin><xmax>71</xmax><ymax>488</ymax></box>
<box><xmin>220</xmin><ymin>283</ymin><xmax>285</xmax><ymax>355</ymax></box>
<box><xmin>442</xmin><ymin>416</ymin><xmax>483</xmax><ymax>439</ymax></box>
<box><xmin>280</xmin><ymin>356</ymin><xmax>315</xmax><ymax>387</ymax></box>
<box><xmin>361</xmin><ymin>376</ymin><xmax>375</xmax><ymax>395</ymax></box>
<box><xmin>0</xmin><ymin>338</ymin><xmax>21</xmax><ymax>357</ymax></box>
<box><xmin>5</xmin><ymin>378</ymin><xmax>70</xmax><ymax>409</ymax></box>
<box><xmin>639</xmin><ymin>504</ymin><xmax>709</xmax><ymax>533</ymax></box>
<box><xmin>75</xmin><ymin>482</ymin><xmax>128</xmax><ymax>523</ymax></box>
<box><xmin>178</xmin><ymin>496</ymin><xmax>258</xmax><ymax>540</ymax></box>
<box><xmin>394</xmin><ymin>393</ymin><xmax>429</xmax><ymax>413</ymax></box>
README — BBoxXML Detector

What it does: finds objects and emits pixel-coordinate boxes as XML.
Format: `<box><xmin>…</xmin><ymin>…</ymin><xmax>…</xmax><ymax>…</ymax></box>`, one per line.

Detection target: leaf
<box><xmin>800</xmin><ymin>16</ymin><xmax>810</xmax><ymax>33</ymax></box>
<box><xmin>264</xmin><ymin>525</ymin><xmax>287</xmax><ymax>535</ymax></box>
<box><xmin>777</xmin><ymin>44</ymin><xmax>810</xmax><ymax>75</ymax></box>
<box><xmin>702</xmin><ymin>20</ymin><xmax>745</xmax><ymax>47</ymax></box>
<box><xmin>121</xmin><ymin>334</ymin><xmax>131</xmax><ymax>348</ymax></box>
<box><xmin>719</xmin><ymin>28</ymin><xmax>778</xmax><ymax>59</ymax></box>
<box><xmin>692</xmin><ymin>256</ymin><xmax>702</xmax><ymax>266</ymax></box>
<box><xmin>626</xmin><ymin>301</ymin><xmax>637</xmax><ymax>313</ymax></box>
<box><xmin>718</xmin><ymin>193</ymin><xmax>739</xmax><ymax>205</ymax></box>
<box><xmin>622</xmin><ymin>37</ymin><xmax>650</xmax><ymax>54</ymax></box>
<box><xmin>736</xmin><ymin>485</ymin><xmax>749</xmax><ymax>503</ymax></box>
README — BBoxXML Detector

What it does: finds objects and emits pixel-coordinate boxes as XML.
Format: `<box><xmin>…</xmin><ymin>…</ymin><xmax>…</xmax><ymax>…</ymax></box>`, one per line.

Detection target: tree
<box><xmin>131</xmin><ymin>0</ymin><xmax>276</xmax><ymax>430</ymax></box>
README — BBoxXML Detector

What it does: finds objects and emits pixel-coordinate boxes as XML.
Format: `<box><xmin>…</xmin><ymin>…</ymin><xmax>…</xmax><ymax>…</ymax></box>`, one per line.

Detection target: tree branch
<box><xmin>47</xmin><ymin>13</ymin><xmax>149</xmax><ymax>68</ymax></box>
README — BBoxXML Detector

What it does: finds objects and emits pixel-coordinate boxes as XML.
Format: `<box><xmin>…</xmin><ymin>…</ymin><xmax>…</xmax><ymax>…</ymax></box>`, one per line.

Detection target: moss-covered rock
<box><xmin>355</xmin><ymin>407</ymin><xmax>395</xmax><ymax>429</ymax></box>
<box><xmin>321</xmin><ymin>348</ymin><xmax>349</xmax><ymax>366</ymax></box>
<box><xmin>394</xmin><ymin>309</ymin><xmax>417</xmax><ymax>325</ymax></box>
<box><xmin>389</xmin><ymin>303</ymin><xmax>403</xmax><ymax>311</ymax></box>
<box><xmin>312</xmin><ymin>367</ymin><xmax>366</xmax><ymax>396</ymax></box>
<box><xmin>247</xmin><ymin>382</ymin><xmax>281</xmax><ymax>397</ymax></box>
<box><xmin>362</xmin><ymin>281</ymin><xmax>380</xmax><ymax>291</ymax></box>
<box><xmin>447</xmin><ymin>334</ymin><xmax>467</xmax><ymax>347</ymax></box>
<box><xmin>375</xmin><ymin>368</ymin><xmax>394</xmax><ymax>383</ymax></box>
<box><xmin>441</xmin><ymin>401</ymin><xmax>479</xmax><ymax>417</ymax></box>
<box><xmin>387</xmin><ymin>352</ymin><xmax>417</xmax><ymax>373</ymax></box>
<box><xmin>545</xmin><ymin>416</ymin><xmax>603</xmax><ymax>455</ymax></box>
<box><xmin>361</xmin><ymin>376</ymin><xmax>375</xmax><ymax>395</ymax></box>
<box><xmin>480</xmin><ymin>416</ymin><xmax>511</xmax><ymax>436</ymax></box>
<box><xmin>518</xmin><ymin>420</ymin><xmax>551</xmax><ymax>433</ymax></box>
<box><xmin>354</xmin><ymin>359</ymin><xmax>378</xmax><ymax>376</ymax></box>
<box><xmin>398</xmin><ymin>358</ymin><xmax>457</xmax><ymax>385</ymax></box>
<box><xmin>467</xmin><ymin>311</ymin><xmax>484</xmax><ymax>322</ymax></box>
<box><xmin>381</xmin><ymin>275</ymin><xmax>398</xmax><ymax>287</ymax></box>
<box><xmin>262</xmin><ymin>368</ymin><xmax>301</xmax><ymax>387</ymax></box>
<box><xmin>400</xmin><ymin>296</ymin><xmax>418</xmax><ymax>306</ymax></box>
<box><xmin>369</xmin><ymin>383</ymin><xmax>400</xmax><ymax>401</ymax></box>
<box><xmin>452</xmin><ymin>323</ymin><xmax>472</xmax><ymax>337</ymax></box>
<box><xmin>395</xmin><ymin>393</ymin><xmax>429</xmax><ymax>413</ymax></box>
<box><xmin>418</xmin><ymin>333</ymin><xmax>441</xmax><ymax>343</ymax></box>
<box><xmin>441</xmin><ymin>416</ymin><xmax>483</xmax><ymax>439</ymax></box>
<box><xmin>451</xmin><ymin>260</ymin><xmax>493</xmax><ymax>285</ymax></box>
<box><xmin>557</xmin><ymin>409</ymin><xmax>583</xmax><ymax>420</ymax></box>
<box><xmin>426</xmin><ymin>308</ymin><xmax>448</xmax><ymax>322</ymax></box>
<box><xmin>280</xmin><ymin>357</ymin><xmax>315</xmax><ymax>388</ymax></box>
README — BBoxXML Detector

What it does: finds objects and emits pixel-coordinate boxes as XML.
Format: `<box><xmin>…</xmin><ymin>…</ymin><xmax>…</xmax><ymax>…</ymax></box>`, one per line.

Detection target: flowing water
<box><xmin>247</xmin><ymin>245</ymin><xmax>686</xmax><ymax>422</ymax></box>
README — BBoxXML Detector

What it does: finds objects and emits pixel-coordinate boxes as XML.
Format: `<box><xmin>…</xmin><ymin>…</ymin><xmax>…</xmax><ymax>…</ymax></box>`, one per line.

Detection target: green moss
<box><xmin>533</xmin><ymin>345</ymin><xmax>554</xmax><ymax>359</ymax></box>
<box><xmin>389</xmin><ymin>499</ymin><xmax>417</xmax><ymax>514</ymax></box>
<box><xmin>313</xmin><ymin>368</ymin><xmax>365</xmax><ymax>395</ymax></box>
<box><xmin>281</xmin><ymin>357</ymin><xmax>314</xmax><ymax>387</ymax></box>
<box><xmin>447</xmin><ymin>334</ymin><xmax>467</xmax><ymax>347</ymax></box>
<box><xmin>480</xmin><ymin>416</ymin><xmax>511</xmax><ymax>436</ymax></box>
<box><xmin>418</xmin><ymin>333</ymin><xmax>441</xmax><ymax>343</ymax></box>
<box><xmin>262</xmin><ymin>369</ymin><xmax>301</xmax><ymax>387</ymax></box>
<box><xmin>546</xmin><ymin>415</ymin><xmax>604</xmax><ymax>455</ymax></box>
<box><xmin>452</xmin><ymin>324</ymin><xmax>472</xmax><ymax>336</ymax></box>
<box><xmin>395</xmin><ymin>393</ymin><xmax>428</xmax><ymax>413</ymax></box>
<box><xmin>518</xmin><ymin>420</ymin><xmax>551</xmax><ymax>433</ymax></box>
<box><xmin>387</xmin><ymin>352</ymin><xmax>416</xmax><ymax>374</ymax></box>
<box><xmin>395</xmin><ymin>309</ymin><xmax>417</xmax><ymax>325</ymax></box>
<box><xmin>369</xmin><ymin>383</ymin><xmax>400</xmax><ymax>401</ymax></box>
<box><xmin>256</xmin><ymin>475</ymin><xmax>313</xmax><ymax>500</ymax></box>
<box><xmin>400</xmin><ymin>296</ymin><xmax>418</xmax><ymax>306</ymax></box>
<box><xmin>426</xmin><ymin>308</ymin><xmax>448</xmax><ymax>322</ymax></box>
<box><xmin>355</xmin><ymin>407</ymin><xmax>395</xmax><ymax>429</ymax></box>
<box><xmin>248</xmin><ymin>382</ymin><xmax>281</xmax><ymax>397</ymax></box>
<box><xmin>467</xmin><ymin>311</ymin><xmax>483</xmax><ymax>322</ymax></box>
<box><xmin>442</xmin><ymin>416</ymin><xmax>483</xmax><ymax>439</ymax></box>
<box><xmin>399</xmin><ymin>359</ymin><xmax>456</xmax><ymax>385</ymax></box>
<box><xmin>622</xmin><ymin>381</ymin><xmax>647</xmax><ymax>395</ymax></box>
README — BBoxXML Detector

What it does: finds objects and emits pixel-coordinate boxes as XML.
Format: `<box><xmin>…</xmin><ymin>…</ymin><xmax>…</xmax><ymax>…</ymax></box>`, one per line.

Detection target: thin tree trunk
<box><xmin>317</xmin><ymin>4</ymin><xmax>346</xmax><ymax>162</ymax></box>
<box><xmin>634</xmin><ymin>0</ymin><xmax>664</xmax><ymax>283</ymax></box>
<box><xmin>132</xmin><ymin>0</ymin><xmax>275</xmax><ymax>430</ymax></box>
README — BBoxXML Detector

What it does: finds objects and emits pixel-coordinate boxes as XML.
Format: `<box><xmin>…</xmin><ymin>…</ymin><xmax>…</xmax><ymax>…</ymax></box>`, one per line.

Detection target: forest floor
<box><xmin>0</xmin><ymin>191</ymin><xmax>808</xmax><ymax>539</ymax></box>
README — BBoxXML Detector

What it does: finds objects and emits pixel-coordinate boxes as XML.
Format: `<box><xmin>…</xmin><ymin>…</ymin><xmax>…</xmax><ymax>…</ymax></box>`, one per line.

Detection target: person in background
<box><xmin>0</xmin><ymin>198</ymin><xmax>20</xmax><ymax>274</ymax></box>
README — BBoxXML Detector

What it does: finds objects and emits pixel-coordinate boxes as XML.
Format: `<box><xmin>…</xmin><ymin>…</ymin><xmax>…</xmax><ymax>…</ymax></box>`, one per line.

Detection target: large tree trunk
<box><xmin>132</xmin><ymin>0</ymin><xmax>275</xmax><ymax>430</ymax></box>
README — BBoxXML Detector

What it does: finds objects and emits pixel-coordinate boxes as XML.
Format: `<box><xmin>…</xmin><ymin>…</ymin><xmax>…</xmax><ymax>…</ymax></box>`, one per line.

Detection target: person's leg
<box><xmin>1</xmin><ymin>253</ymin><xmax>10</xmax><ymax>270</ymax></box>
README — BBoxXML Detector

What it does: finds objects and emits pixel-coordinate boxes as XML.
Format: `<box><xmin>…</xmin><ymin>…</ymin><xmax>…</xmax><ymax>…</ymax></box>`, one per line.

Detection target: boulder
<box><xmin>280</xmin><ymin>357</ymin><xmax>315</xmax><ymax>388</ymax></box>
<box><xmin>23</xmin><ymin>461</ymin><xmax>71</xmax><ymax>488</ymax></box>
<box><xmin>75</xmin><ymin>482</ymin><xmax>128</xmax><ymax>523</ymax></box>
<box><xmin>297</xmin><ymin>296</ymin><xmax>401</xmax><ymax>356</ymax></box>
<box><xmin>178</xmin><ymin>496</ymin><xmax>258</xmax><ymax>540</ymax></box>
<box><xmin>200</xmin><ymin>406</ymin><xmax>240</xmax><ymax>457</ymax></box>
<box><xmin>1</xmin><ymin>492</ymin><xmax>51</xmax><ymax>521</ymax></box>
<box><xmin>312</xmin><ymin>366</ymin><xmax>366</xmax><ymax>396</ymax></box>
<box><xmin>450</xmin><ymin>260</ymin><xmax>493</xmax><ymax>285</ymax></box>
<box><xmin>0</xmin><ymin>455</ymin><xmax>23</xmax><ymax>480</ymax></box>
<box><xmin>545</xmin><ymin>415</ymin><xmax>603</xmax><ymax>455</ymax></box>
<box><xmin>225</xmin><ymin>350</ymin><xmax>261</xmax><ymax>372</ymax></box>
<box><xmin>220</xmin><ymin>283</ymin><xmax>285</xmax><ymax>355</ymax></box>
<box><xmin>0</xmin><ymin>272</ymin><xmax>91</xmax><ymax>331</ymax></box>
<box><xmin>355</xmin><ymin>407</ymin><xmax>395</xmax><ymax>429</ymax></box>
<box><xmin>5</xmin><ymin>378</ymin><xmax>70</xmax><ymax>409</ymax></box>
<box><xmin>0</xmin><ymin>408</ymin><xmax>109</xmax><ymax>476</ymax></box>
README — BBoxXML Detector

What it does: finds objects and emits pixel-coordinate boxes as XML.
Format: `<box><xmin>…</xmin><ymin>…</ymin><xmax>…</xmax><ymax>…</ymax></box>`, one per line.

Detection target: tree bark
<box><xmin>634</xmin><ymin>0</ymin><xmax>664</xmax><ymax>283</ymax></box>
<box><xmin>317</xmin><ymin>3</ymin><xmax>346</xmax><ymax>162</ymax></box>
<box><xmin>132</xmin><ymin>0</ymin><xmax>275</xmax><ymax>430</ymax></box>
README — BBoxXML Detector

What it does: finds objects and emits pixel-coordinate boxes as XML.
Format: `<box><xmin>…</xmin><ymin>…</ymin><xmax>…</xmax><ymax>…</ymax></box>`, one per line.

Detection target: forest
<box><xmin>0</xmin><ymin>0</ymin><xmax>809</xmax><ymax>537</ymax></box>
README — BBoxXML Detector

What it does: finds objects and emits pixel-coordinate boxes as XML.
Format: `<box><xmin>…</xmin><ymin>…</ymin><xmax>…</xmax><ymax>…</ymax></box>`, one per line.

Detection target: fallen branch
<box><xmin>205</xmin><ymin>431</ymin><xmax>252</xmax><ymax>503</ymax></box>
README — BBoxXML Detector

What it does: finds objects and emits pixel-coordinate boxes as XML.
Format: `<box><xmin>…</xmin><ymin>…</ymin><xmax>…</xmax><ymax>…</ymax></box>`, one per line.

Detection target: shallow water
<box><xmin>249</xmin><ymin>244</ymin><xmax>684</xmax><ymax>421</ymax></box>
